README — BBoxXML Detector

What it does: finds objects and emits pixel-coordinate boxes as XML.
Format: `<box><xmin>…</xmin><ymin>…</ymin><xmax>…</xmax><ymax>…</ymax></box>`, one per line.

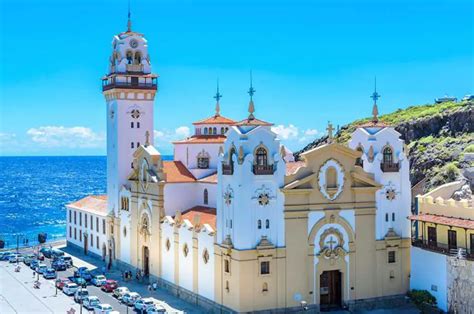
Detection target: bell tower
<box><xmin>102</xmin><ymin>14</ymin><xmax>158</xmax><ymax>217</ymax></box>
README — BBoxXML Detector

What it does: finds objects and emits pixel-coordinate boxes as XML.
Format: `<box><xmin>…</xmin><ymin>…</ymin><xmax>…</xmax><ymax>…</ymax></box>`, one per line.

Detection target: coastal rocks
<box><xmin>452</xmin><ymin>184</ymin><xmax>472</xmax><ymax>201</ymax></box>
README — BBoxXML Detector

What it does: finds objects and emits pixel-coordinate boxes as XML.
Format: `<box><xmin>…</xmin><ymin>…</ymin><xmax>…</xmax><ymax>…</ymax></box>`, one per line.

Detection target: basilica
<box><xmin>66</xmin><ymin>17</ymin><xmax>412</xmax><ymax>312</ymax></box>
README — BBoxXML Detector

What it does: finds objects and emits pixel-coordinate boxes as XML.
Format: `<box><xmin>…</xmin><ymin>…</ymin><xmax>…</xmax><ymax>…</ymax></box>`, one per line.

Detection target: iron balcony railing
<box><xmin>380</xmin><ymin>162</ymin><xmax>400</xmax><ymax>172</ymax></box>
<box><xmin>253</xmin><ymin>164</ymin><xmax>275</xmax><ymax>175</ymax></box>
<box><xmin>412</xmin><ymin>239</ymin><xmax>474</xmax><ymax>260</ymax></box>
<box><xmin>102</xmin><ymin>77</ymin><xmax>157</xmax><ymax>92</ymax></box>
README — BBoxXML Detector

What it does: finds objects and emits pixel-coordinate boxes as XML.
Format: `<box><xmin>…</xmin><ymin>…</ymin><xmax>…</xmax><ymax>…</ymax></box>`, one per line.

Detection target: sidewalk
<box><xmin>59</xmin><ymin>244</ymin><xmax>204</xmax><ymax>314</ymax></box>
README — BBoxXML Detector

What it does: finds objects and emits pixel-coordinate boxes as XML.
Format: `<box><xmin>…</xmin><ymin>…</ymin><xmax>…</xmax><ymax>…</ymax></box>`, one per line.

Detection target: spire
<box><xmin>213</xmin><ymin>79</ymin><xmax>222</xmax><ymax>117</ymax></box>
<box><xmin>370</xmin><ymin>76</ymin><xmax>380</xmax><ymax>123</ymax></box>
<box><xmin>127</xmin><ymin>0</ymin><xmax>132</xmax><ymax>32</ymax></box>
<box><xmin>247</xmin><ymin>70</ymin><xmax>256</xmax><ymax>120</ymax></box>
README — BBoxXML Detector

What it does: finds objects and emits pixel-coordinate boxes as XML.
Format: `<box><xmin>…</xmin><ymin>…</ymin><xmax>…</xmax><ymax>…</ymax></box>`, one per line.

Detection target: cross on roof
<box><xmin>214</xmin><ymin>80</ymin><xmax>222</xmax><ymax>103</ymax></box>
<box><xmin>326</xmin><ymin>122</ymin><xmax>335</xmax><ymax>141</ymax></box>
<box><xmin>370</xmin><ymin>77</ymin><xmax>380</xmax><ymax>104</ymax></box>
<box><xmin>248</xmin><ymin>70</ymin><xmax>256</xmax><ymax>100</ymax></box>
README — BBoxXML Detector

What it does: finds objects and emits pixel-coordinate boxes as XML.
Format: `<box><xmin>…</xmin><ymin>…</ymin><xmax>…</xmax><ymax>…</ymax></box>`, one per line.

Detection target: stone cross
<box><xmin>326</xmin><ymin>236</ymin><xmax>337</xmax><ymax>250</ymax></box>
<box><xmin>326</xmin><ymin>122</ymin><xmax>335</xmax><ymax>141</ymax></box>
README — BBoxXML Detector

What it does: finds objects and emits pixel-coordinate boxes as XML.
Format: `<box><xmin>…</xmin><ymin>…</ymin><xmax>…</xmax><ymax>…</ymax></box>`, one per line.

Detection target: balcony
<box><xmin>253</xmin><ymin>164</ymin><xmax>275</xmax><ymax>175</ymax></box>
<box><xmin>380</xmin><ymin>162</ymin><xmax>399</xmax><ymax>172</ymax></box>
<box><xmin>412</xmin><ymin>239</ymin><xmax>474</xmax><ymax>261</ymax></box>
<box><xmin>102</xmin><ymin>76</ymin><xmax>157</xmax><ymax>92</ymax></box>
<box><xmin>126</xmin><ymin>64</ymin><xmax>144</xmax><ymax>73</ymax></box>
<box><xmin>222</xmin><ymin>164</ymin><xmax>233</xmax><ymax>175</ymax></box>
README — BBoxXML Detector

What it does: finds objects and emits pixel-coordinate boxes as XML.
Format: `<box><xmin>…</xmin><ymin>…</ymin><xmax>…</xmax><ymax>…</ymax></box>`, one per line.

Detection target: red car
<box><xmin>55</xmin><ymin>278</ymin><xmax>70</xmax><ymax>290</ymax></box>
<box><xmin>37</xmin><ymin>253</ymin><xmax>45</xmax><ymax>261</ymax></box>
<box><xmin>101</xmin><ymin>279</ymin><xmax>118</xmax><ymax>292</ymax></box>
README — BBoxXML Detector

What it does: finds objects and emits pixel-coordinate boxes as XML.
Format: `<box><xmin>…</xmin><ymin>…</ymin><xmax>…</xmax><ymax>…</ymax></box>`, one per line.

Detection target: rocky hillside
<box><xmin>294</xmin><ymin>100</ymin><xmax>474</xmax><ymax>193</ymax></box>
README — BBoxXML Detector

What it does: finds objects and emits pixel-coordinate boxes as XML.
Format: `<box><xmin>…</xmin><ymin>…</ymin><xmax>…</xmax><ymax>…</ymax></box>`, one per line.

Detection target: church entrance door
<box><xmin>143</xmin><ymin>246</ymin><xmax>150</xmax><ymax>276</ymax></box>
<box><xmin>320</xmin><ymin>270</ymin><xmax>342</xmax><ymax>310</ymax></box>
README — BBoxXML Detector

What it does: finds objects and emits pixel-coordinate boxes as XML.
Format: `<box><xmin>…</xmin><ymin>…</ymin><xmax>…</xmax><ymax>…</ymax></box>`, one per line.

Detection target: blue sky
<box><xmin>0</xmin><ymin>0</ymin><xmax>473</xmax><ymax>156</ymax></box>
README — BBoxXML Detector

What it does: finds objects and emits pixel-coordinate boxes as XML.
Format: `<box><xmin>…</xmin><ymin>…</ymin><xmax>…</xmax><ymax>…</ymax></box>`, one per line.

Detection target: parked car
<box><xmin>73</xmin><ymin>277</ymin><xmax>88</xmax><ymax>287</ymax></box>
<box><xmin>8</xmin><ymin>254</ymin><xmax>20</xmax><ymax>263</ymax></box>
<box><xmin>52</xmin><ymin>260</ymin><xmax>67</xmax><ymax>271</ymax></box>
<box><xmin>43</xmin><ymin>268</ymin><xmax>57</xmax><ymax>279</ymax></box>
<box><xmin>51</xmin><ymin>248</ymin><xmax>64</xmax><ymax>258</ymax></box>
<box><xmin>83</xmin><ymin>296</ymin><xmax>101</xmax><ymax>310</ymax></box>
<box><xmin>146</xmin><ymin>304</ymin><xmax>166</xmax><ymax>313</ymax></box>
<box><xmin>37</xmin><ymin>253</ymin><xmax>45</xmax><ymax>261</ymax></box>
<box><xmin>91</xmin><ymin>275</ymin><xmax>107</xmax><ymax>287</ymax></box>
<box><xmin>0</xmin><ymin>252</ymin><xmax>14</xmax><ymax>261</ymax></box>
<box><xmin>122</xmin><ymin>292</ymin><xmax>141</xmax><ymax>306</ymax></box>
<box><xmin>62</xmin><ymin>256</ymin><xmax>73</xmax><ymax>267</ymax></box>
<box><xmin>113</xmin><ymin>287</ymin><xmax>130</xmax><ymax>299</ymax></box>
<box><xmin>63</xmin><ymin>282</ymin><xmax>79</xmax><ymax>296</ymax></box>
<box><xmin>23</xmin><ymin>254</ymin><xmax>36</xmax><ymax>266</ymax></box>
<box><xmin>55</xmin><ymin>278</ymin><xmax>70</xmax><ymax>290</ymax></box>
<box><xmin>40</xmin><ymin>248</ymin><xmax>53</xmax><ymax>258</ymax></box>
<box><xmin>36</xmin><ymin>263</ymin><xmax>48</xmax><ymax>274</ymax></box>
<box><xmin>74</xmin><ymin>288</ymin><xmax>89</xmax><ymax>303</ymax></box>
<box><xmin>94</xmin><ymin>303</ymin><xmax>113</xmax><ymax>314</ymax></box>
<box><xmin>30</xmin><ymin>260</ymin><xmax>39</xmax><ymax>270</ymax></box>
<box><xmin>74</xmin><ymin>267</ymin><xmax>92</xmax><ymax>281</ymax></box>
<box><xmin>134</xmin><ymin>298</ymin><xmax>155</xmax><ymax>311</ymax></box>
<box><xmin>101</xmin><ymin>280</ymin><xmax>118</xmax><ymax>292</ymax></box>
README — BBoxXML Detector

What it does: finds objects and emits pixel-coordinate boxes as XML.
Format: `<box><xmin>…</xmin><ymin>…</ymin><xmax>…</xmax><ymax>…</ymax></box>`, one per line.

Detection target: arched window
<box><xmin>126</xmin><ymin>51</ymin><xmax>133</xmax><ymax>64</ymax></box>
<box><xmin>221</xmin><ymin>127</ymin><xmax>225</xmax><ymax>134</ymax></box>
<box><xmin>204</xmin><ymin>128</ymin><xmax>208</xmax><ymax>135</ymax></box>
<box><xmin>203</xmin><ymin>189</ymin><xmax>208</xmax><ymax>205</ymax></box>
<box><xmin>256</xmin><ymin>147</ymin><xmax>268</xmax><ymax>166</ymax></box>
<box><xmin>326</xmin><ymin>167</ymin><xmax>337</xmax><ymax>188</ymax></box>
<box><xmin>383</xmin><ymin>147</ymin><xmax>393</xmax><ymax>164</ymax></box>
<box><xmin>265</xmin><ymin>219</ymin><xmax>270</xmax><ymax>229</ymax></box>
<box><xmin>257</xmin><ymin>220</ymin><xmax>262</xmax><ymax>229</ymax></box>
<box><xmin>262</xmin><ymin>282</ymin><xmax>268</xmax><ymax>292</ymax></box>
<box><xmin>213</xmin><ymin>127</ymin><xmax>217</xmax><ymax>135</ymax></box>
<box><xmin>134</xmin><ymin>51</ymin><xmax>142</xmax><ymax>65</ymax></box>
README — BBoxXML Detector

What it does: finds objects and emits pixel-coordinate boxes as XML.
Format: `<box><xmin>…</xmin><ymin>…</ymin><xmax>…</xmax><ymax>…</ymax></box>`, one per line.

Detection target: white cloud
<box><xmin>304</xmin><ymin>129</ymin><xmax>318</xmax><ymax>136</ymax></box>
<box><xmin>271</xmin><ymin>124</ymin><xmax>299</xmax><ymax>140</ymax></box>
<box><xmin>0</xmin><ymin>132</ymin><xmax>16</xmax><ymax>142</ymax></box>
<box><xmin>26</xmin><ymin>126</ymin><xmax>105</xmax><ymax>148</ymax></box>
<box><xmin>153</xmin><ymin>126</ymin><xmax>191</xmax><ymax>152</ymax></box>
<box><xmin>175</xmin><ymin>126</ymin><xmax>191</xmax><ymax>138</ymax></box>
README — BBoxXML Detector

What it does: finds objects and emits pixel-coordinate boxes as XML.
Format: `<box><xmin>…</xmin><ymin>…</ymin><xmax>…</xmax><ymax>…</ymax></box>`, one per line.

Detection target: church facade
<box><xmin>66</xmin><ymin>18</ymin><xmax>412</xmax><ymax>312</ymax></box>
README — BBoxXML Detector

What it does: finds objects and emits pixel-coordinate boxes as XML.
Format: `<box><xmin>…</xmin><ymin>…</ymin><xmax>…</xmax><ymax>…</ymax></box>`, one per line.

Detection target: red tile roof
<box><xmin>236</xmin><ymin>117</ymin><xmax>273</xmax><ymax>126</ymax></box>
<box><xmin>163</xmin><ymin>161</ymin><xmax>196</xmax><ymax>183</ymax></box>
<box><xmin>173</xmin><ymin>135</ymin><xmax>226</xmax><ymax>144</ymax></box>
<box><xmin>198</xmin><ymin>172</ymin><xmax>218</xmax><ymax>183</ymax></box>
<box><xmin>193</xmin><ymin>115</ymin><xmax>235</xmax><ymax>125</ymax></box>
<box><xmin>181</xmin><ymin>206</ymin><xmax>216</xmax><ymax>230</ymax></box>
<box><xmin>286</xmin><ymin>161</ymin><xmax>306</xmax><ymax>175</ymax></box>
<box><xmin>409</xmin><ymin>214</ymin><xmax>474</xmax><ymax>230</ymax></box>
<box><xmin>67</xmin><ymin>195</ymin><xmax>108</xmax><ymax>216</ymax></box>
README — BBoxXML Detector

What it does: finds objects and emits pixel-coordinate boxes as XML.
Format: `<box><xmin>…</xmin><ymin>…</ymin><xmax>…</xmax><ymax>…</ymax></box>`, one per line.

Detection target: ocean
<box><xmin>0</xmin><ymin>155</ymin><xmax>172</xmax><ymax>249</ymax></box>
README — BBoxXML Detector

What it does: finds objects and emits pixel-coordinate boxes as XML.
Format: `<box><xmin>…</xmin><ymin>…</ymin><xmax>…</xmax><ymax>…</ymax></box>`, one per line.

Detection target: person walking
<box><xmin>152</xmin><ymin>282</ymin><xmax>157</xmax><ymax>291</ymax></box>
<box><xmin>148</xmin><ymin>284</ymin><xmax>152</xmax><ymax>292</ymax></box>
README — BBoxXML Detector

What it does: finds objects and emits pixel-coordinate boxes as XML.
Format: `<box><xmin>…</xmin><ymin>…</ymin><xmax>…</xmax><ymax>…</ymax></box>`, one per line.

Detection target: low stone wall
<box><xmin>346</xmin><ymin>294</ymin><xmax>411</xmax><ymax>312</ymax></box>
<box><xmin>447</xmin><ymin>257</ymin><xmax>474</xmax><ymax>313</ymax></box>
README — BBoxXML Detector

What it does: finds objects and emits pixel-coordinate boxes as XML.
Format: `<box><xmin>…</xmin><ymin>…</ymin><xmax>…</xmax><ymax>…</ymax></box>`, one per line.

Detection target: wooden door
<box><xmin>427</xmin><ymin>226</ymin><xmax>437</xmax><ymax>247</ymax></box>
<box><xmin>143</xmin><ymin>246</ymin><xmax>150</xmax><ymax>276</ymax></box>
<box><xmin>448</xmin><ymin>230</ymin><xmax>457</xmax><ymax>251</ymax></box>
<box><xmin>320</xmin><ymin>270</ymin><xmax>342</xmax><ymax>310</ymax></box>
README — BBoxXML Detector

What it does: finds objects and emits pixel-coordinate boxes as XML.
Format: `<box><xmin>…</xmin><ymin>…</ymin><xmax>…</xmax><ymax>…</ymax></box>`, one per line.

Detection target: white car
<box><xmin>36</xmin><ymin>263</ymin><xmax>48</xmax><ymax>274</ymax></box>
<box><xmin>94</xmin><ymin>303</ymin><xmax>113</xmax><ymax>314</ymax></box>
<box><xmin>83</xmin><ymin>296</ymin><xmax>101</xmax><ymax>310</ymax></box>
<box><xmin>63</xmin><ymin>282</ymin><xmax>79</xmax><ymax>296</ymax></box>
<box><xmin>122</xmin><ymin>291</ymin><xmax>141</xmax><ymax>306</ymax></box>
<box><xmin>91</xmin><ymin>275</ymin><xmax>107</xmax><ymax>286</ymax></box>
<box><xmin>146</xmin><ymin>304</ymin><xmax>166</xmax><ymax>313</ymax></box>
<box><xmin>74</xmin><ymin>288</ymin><xmax>89</xmax><ymax>303</ymax></box>
<box><xmin>113</xmin><ymin>287</ymin><xmax>129</xmax><ymax>299</ymax></box>
<box><xmin>134</xmin><ymin>297</ymin><xmax>155</xmax><ymax>311</ymax></box>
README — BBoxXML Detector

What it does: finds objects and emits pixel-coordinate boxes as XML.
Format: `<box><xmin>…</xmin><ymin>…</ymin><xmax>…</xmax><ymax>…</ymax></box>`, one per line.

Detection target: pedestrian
<box><xmin>148</xmin><ymin>284</ymin><xmax>152</xmax><ymax>292</ymax></box>
<box><xmin>33</xmin><ymin>270</ymin><xmax>36</xmax><ymax>278</ymax></box>
<box><xmin>152</xmin><ymin>282</ymin><xmax>157</xmax><ymax>291</ymax></box>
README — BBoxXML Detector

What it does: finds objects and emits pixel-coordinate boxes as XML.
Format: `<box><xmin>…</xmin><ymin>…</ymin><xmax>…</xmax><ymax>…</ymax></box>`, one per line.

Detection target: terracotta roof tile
<box><xmin>409</xmin><ymin>214</ymin><xmax>474</xmax><ymax>229</ymax></box>
<box><xmin>198</xmin><ymin>172</ymin><xmax>218</xmax><ymax>183</ymax></box>
<box><xmin>163</xmin><ymin>161</ymin><xmax>196</xmax><ymax>183</ymax></box>
<box><xmin>67</xmin><ymin>195</ymin><xmax>108</xmax><ymax>216</ymax></box>
<box><xmin>286</xmin><ymin>161</ymin><xmax>306</xmax><ymax>175</ymax></box>
<box><xmin>236</xmin><ymin>117</ymin><xmax>273</xmax><ymax>126</ymax></box>
<box><xmin>181</xmin><ymin>206</ymin><xmax>216</xmax><ymax>230</ymax></box>
<box><xmin>193</xmin><ymin>115</ymin><xmax>235</xmax><ymax>125</ymax></box>
<box><xmin>173</xmin><ymin>135</ymin><xmax>226</xmax><ymax>144</ymax></box>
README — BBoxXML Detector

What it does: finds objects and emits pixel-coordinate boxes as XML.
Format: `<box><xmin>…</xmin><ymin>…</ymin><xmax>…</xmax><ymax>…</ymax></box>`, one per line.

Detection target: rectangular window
<box><xmin>74</xmin><ymin>228</ymin><xmax>76</xmax><ymax>240</ymax></box>
<box><xmin>79</xmin><ymin>230</ymin><xmax>82</xmax><ymax>242</ymax></box>
<box><xmin>448</xmin><ymin>230</ymin><xmax>457</xmax><ymax>250</ymax></box>
<box><xmin>91</xmin><ymin>235</ymin><xmax>93</xmax><ymax>247</ymax></box>
<box><xmin>131</xmin><ymin>142</ymin><xmax>134</xmax><ymax>149</ymax></box>
<box><xmin>137</xmin><ymin>142</ymin><xmax>140</xmax><ymax>147</ymax></box>
<box><xmin>470</xmin><ymin>234</ymin><xmax>474</xmax><ymax>255</ymax></box>
<box><xmin>85</xmin><ymin>214</ymin><xmax>88</xmax><ymax>228</ymax></box>
<box><xmin>79</xmin><ymin>212</ymin><xmax>82</xmax><ymax>226</ymax></box>
<box><xmin>69</xmin><ymin>210</ymin><xmax>72</xmax><ymax>223</ymax></box>
<box><xmin>260</xmin><ymin>261</ymin><xmax>270</xmax><ymax>275</ymax></box>
<box><xmin>74</xmin><ymin>211</ymin><xmax>77</xmax><ymax>224</ymax></box>
<box><xmin>69</xmin><ymin>226</ymin><xmax>72</xmax><ymax>238</ymax></box>
<box><xmin>131</xmin><ymin>122</ymin><xmax>134</xmax><ymax>128</ymax></box>
<box><xmin>96</xmin><ymin>236</ymin><xmax>99</xmax><ymax>249</ymax></box>
<box><xmin>131</xmin><ymin>162</ymin><xmax>134</xmax><ymax>169</ymax></box>
<box><xmin>428</xmin><ymin>226</ymin><xmax>437</xmax><ymax>246</ymax></box>
<box><xmin>96</xmin><ymin>217</ymin><xmax>99</xmax><ymax>232</ymax></box>
<box><xmin>137</xmin><ymin>122</ymin><xmax>140</xmax><ymax>128</ymax></box>
<box><xmin>224</xmin><ymin>259</ymin><xmax>230</xmax><ymax>273</ymax></box>
<box><xmin>90</xmin><ymin>216</ymin><xmax>93</xmax><ymax>230</ymax></box>
<box><xmin>102</xmin><ymin>219</ymin><xmax>106</xmax><ymax>235</ymax></box>
<box><xmin>388</xmin><ymin>251</ymin><xmax>396</xmax><ymax>263</ymax></box>
<box><xmin>392</xmin><ymin>213</ymin><xmax>395</xmax><ymax>221</ymax></box>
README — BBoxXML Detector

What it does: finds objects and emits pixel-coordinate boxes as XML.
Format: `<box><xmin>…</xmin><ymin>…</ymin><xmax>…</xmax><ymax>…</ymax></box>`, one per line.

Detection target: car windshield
<box><xmin>144</xmin><ymin>300</ymin><xmax>154</xmax><ymax>304</ymax></box>
<box><xmin>79</xmin><ymin>291</ymin><xmax>88</xmax><ymax>296</ymax></box>
<box><xmin>69</xmin><ymin>284</ymin><xmax>78</xmax><ymax>288</ymax></box>
<box><xmin>102</xmin><ymin>305</ymin><xmax>112</xmax><ymax>310</ymax></box>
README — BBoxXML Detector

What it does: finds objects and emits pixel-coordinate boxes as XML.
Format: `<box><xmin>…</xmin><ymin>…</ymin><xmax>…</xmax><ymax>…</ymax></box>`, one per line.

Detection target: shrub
<box><xmin>465</xmin><ymin>144</ymin><xmax>474</xmax><ymax>153</ymax></box>
<box><xmin>408</xmin><ymin>289</ymin><xmax>437</xmax><ymax>306</ymax></box>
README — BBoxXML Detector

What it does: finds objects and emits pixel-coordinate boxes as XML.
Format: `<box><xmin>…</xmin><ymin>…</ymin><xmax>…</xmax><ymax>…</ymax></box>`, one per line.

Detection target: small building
<box><xmin>409</xmin><ymin>180</ymin><xmax>474</xmax><ymax>312</ymax></box>
<box><xmin>434</xmin><ymin>95</ymin><xmax>457</xmax><ymax>104</ymax></box>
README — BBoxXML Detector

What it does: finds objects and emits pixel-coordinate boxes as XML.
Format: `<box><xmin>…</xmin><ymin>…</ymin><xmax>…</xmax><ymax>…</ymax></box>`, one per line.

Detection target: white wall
<box><xmin>410</xmin><ymin>247</ymin><xmax>447</xmax><ymax>312</ymax></box>
<box><xmin>197</xmin><ymin>230</ymin><xmax>215</xmax><ymax>301</ymax></box>
<box><xmin>160</xmin><ymin>222</ymin><xmax>175</xmax><ymax>284</ymax></box>
<box><xmin>163</xmin><ymin>183</ymin><xmax>216</xmax><ymax>216</ymax></box>
<box><xmin>178</xmin><ymin>225</ymin><xmax>194</xmax><ymax>291</ymax></box>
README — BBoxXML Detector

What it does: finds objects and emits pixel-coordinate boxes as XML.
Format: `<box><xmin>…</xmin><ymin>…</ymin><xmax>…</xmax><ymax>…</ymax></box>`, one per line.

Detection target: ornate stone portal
<box><xmin>318</xmin><ymin>227</ymin><xmax>346</xmax><ymax>264</ymax></box>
